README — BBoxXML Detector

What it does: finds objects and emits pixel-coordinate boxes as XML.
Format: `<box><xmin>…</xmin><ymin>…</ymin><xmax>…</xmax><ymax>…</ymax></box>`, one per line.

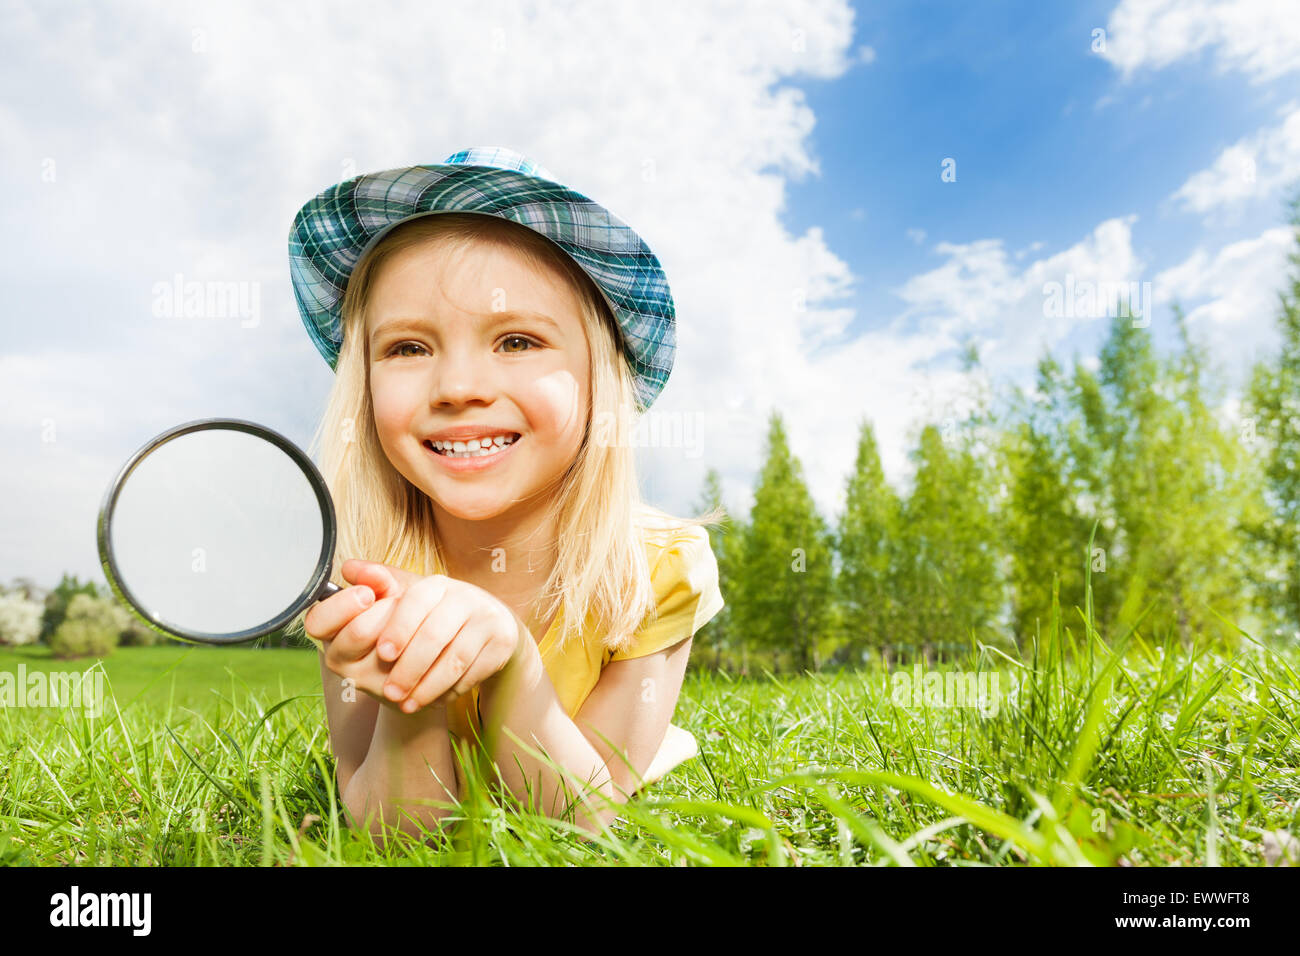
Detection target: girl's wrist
<box><xmin>480</xmin><ymin>618</ymin><xmax>544</xmax><ymax>708</ymax></box>
<box><xmin>382</xmin><ymin>696</ymin><xmax>448</xmax><ymax>718</ymax></box>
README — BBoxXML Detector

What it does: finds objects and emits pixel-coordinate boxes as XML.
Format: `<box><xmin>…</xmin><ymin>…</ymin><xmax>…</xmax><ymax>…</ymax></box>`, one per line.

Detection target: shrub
<box><xmin>49</xmin><ymin>594</ymin><xmax>127</xmax><ymax>659</ymax></box>
<box><xmin>40</xmin><ymin>574</ymin><xmax>100</xmax><ymax>643</ymax></box>
<box><xmin>119</xmin><ymin>615</ymin><xmax>161</xmax><ymax>647</ymax></box>
<box><xmin>0</xmin><ymin>592</ymin><xmax>42</xmax><ymax>645</ymax></box>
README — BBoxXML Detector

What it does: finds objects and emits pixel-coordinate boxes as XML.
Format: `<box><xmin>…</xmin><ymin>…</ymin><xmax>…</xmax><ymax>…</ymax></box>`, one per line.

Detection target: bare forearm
<box><xmin>477</xmin><ymin>637</ymin><xmax>621</xmax><ymax>834</ymax></box>
<box><xmin>319</xmin><ymin>648</ymin><xmax>379</xmax><ymax>794</ymax></box>
<box><xmin>342</xmin><ymin>701</ymin><xmax>460</xmax><ymax>839</ymax></box>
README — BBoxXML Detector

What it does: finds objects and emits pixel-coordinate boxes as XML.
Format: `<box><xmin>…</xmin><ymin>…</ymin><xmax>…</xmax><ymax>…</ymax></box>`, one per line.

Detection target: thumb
<box><xmin>340</xmin><ymin>559</ymin><xmax>424</xmax><ymax>600</ymax></box>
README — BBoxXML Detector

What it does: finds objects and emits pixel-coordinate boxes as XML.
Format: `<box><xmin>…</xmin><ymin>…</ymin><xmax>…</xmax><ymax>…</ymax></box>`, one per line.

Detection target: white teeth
<box><xmin>432</xmin><ymin>434</ymin><xmax>518</xmax><ymax>458</ymax></box>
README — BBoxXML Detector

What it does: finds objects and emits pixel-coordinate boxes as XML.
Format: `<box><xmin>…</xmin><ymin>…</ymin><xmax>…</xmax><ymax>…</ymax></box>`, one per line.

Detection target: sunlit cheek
<box><xmin>525</xmin><ymin>369</ymin><xmax>587</xmax><ymax>452</ymax></box>
<box><xmin>369</xmin><ymin>373</ymin><xmax>422</xmax><ymax>447</ymax></box>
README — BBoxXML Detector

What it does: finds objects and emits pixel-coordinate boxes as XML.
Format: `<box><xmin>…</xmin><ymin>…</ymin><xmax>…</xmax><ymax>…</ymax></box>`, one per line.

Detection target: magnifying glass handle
<box><xmin>315</xmin><ymin>580</ymin><xmax>342</xmax><ymax>601</ymax></box>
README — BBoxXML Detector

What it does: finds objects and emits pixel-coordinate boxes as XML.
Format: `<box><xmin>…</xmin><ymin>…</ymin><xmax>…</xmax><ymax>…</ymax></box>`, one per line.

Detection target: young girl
<box><xmin>288</xmin><ymin>147</ymin><xmax>726</xmax><ymax>840</ymax></box>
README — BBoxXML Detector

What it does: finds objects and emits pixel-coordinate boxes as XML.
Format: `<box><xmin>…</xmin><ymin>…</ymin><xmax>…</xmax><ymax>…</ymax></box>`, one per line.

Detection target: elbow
<box><xmin>339</xmin><ymin>772</ymin><xmax>384</xmax><ymax>836</ymax></box>
<box><xmin>570</xmin><ymin>771</ymin><xmax>635</xmax><ymax>838</ymax></box>
<box><xmin>339</xmin><ymin>769</ymin><xmax>457</xmax><ymax>843</ymax></box>
<box><xmin>334</xmin><ymin>759</ymin><xmax>358</xmax><ymax>799</ymax></box>
<box><xmin>573</xmin><ymin>753</ymin><xmax>668</xmax><ymax>836</ymax></box>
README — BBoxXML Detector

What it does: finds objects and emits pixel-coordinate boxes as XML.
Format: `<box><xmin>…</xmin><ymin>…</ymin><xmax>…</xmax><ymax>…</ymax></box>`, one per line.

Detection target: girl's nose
<box><xmin>429</xmin><ymin>347</ymin><xmax>498</xmax><ymax>407</ymax></box>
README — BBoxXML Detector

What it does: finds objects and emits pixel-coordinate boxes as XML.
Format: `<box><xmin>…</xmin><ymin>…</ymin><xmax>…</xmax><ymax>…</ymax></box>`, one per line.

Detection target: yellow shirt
<box><xmin>451</xmin><ymin>522</ymin><xmax>724</xmax><ymax>745</ymax></box>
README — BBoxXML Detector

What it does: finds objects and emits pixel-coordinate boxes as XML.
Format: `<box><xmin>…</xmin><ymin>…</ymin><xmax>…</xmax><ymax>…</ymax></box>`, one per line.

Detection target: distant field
<box><xmin>1</xmin><ymin>643</ymin><xmax>319</xmax><ymax>700</ymax></box>
<box><xmin>0</xmin><ymin>634</ymin><xmax>1297</xmax><ymax>867</ymax></box>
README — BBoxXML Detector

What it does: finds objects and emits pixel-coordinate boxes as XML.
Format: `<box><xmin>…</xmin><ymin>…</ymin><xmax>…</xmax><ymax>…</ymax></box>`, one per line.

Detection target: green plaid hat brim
<box><xmin>288</xmin><ymin>147</ymin><xmax>675</xmax><ymax>412</ymax></box>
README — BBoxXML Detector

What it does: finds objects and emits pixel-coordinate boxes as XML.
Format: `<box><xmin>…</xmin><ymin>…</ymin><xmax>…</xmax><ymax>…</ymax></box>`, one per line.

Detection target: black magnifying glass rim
<box><xmin>96</xmin><ymin>417</ymin><xmax>337</xmax><ymax>646</ymax></box>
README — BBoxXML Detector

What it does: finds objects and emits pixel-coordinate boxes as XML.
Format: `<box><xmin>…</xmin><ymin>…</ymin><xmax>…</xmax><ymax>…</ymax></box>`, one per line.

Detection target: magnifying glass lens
<box><xmin>99</xmin><ymin>421</ymin><xmax>338</xmax><ymax>644</ymax></box>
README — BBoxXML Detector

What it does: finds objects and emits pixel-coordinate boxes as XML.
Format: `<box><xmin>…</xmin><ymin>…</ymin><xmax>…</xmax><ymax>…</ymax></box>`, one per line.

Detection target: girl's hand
<box><xmin>340</xmin><ymin>559</ymin><xmax>526</xmax><ymax>714</ymax></box>
<box><xmin>302</xmin><ymin>580</ymin><xmax>397</xmax><ymax>706</ymax></box>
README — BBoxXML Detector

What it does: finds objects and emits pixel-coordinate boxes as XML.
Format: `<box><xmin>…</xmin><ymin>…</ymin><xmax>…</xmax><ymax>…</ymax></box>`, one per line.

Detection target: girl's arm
<box><xmin>476</xmin><ymin>627</ymin><xmax>693</xmax><ymax>834</ymax></box>
<box><xmin>308</xmin><ymin>571</ymin><xmax>463</xmax><ymax>840</ymax></box>
<box><xmin>477</xmin><ymin>639</ymin><xmax>617</xmax><ymax>833</ymax></box>
<box><xmin>569</xmin><ymin>634</ymin><xmax>694</xmax><ymax>802</ymax></box>
<box><xmin>318</xmin><ymin>647</ymin><xmax>379</xmax><ymax>794</ymax></box>
<box><xmin>319</xmin><ymin>646</ymin><xmax>460</xmax><ymax>840</ymax></box>
<box><xmin>341</xmin><ymin>700</ymin><xmax>459</xmax><ymax>840</ymax></box>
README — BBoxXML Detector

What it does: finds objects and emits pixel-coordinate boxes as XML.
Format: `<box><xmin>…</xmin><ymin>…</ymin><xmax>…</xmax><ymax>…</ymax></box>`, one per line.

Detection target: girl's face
<box><xmin>365</xmin><ymin>237</ymin><xmax>591</xmax><ymax>522</ymax></box>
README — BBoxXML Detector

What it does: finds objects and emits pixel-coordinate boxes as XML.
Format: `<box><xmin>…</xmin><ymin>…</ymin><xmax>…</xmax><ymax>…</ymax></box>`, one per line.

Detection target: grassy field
<box><xmin>1</xmin><ymin>613</ymin><xmax>1298</xmax><ymax>867</ymax></box>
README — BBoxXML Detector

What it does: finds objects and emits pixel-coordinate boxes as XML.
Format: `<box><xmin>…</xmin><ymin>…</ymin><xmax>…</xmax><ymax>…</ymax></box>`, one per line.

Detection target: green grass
<box><xmin>1</xmin><ymin>608</ymin><xmax>1297</xmax><ymax>866</ymax></box>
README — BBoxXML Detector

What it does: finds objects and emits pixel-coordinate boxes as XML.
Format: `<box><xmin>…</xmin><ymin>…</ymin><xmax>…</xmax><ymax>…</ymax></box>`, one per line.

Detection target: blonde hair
<box><xmin>290</xmin><ymin>212</ymin><xmax>724</xmax><ymax>655</ymax></box>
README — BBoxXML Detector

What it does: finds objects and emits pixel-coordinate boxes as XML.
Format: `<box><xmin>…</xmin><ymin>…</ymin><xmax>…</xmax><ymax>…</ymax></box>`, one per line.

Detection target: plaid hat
<box><xmin>287</xmin><ymin>146</ymin><xmax>675</xmax><ymax>412</ymax></box>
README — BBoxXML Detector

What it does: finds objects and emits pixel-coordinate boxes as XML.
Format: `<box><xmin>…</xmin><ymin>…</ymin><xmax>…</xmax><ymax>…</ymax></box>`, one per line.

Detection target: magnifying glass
<box><xmin>96</xmin><ymin>418</ymin><xmax>342</xmax><ymax>645</ymax></box>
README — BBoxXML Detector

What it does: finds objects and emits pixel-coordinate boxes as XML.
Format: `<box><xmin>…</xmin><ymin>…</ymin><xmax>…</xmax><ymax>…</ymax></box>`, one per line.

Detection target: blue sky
<box><xmin>787</xmin><ymin>0</ymin><xmax>1296</xmax><ymax>376</ymax></box>
<box><xmin>798</xmin><ymin>4</ymin><xmax>1143</xmax><ymax>297</ymax></box>
<box><xmin>2</xmin><ymin>0</ymin><xmax>1298</xmax><ymax>589</ymax></box>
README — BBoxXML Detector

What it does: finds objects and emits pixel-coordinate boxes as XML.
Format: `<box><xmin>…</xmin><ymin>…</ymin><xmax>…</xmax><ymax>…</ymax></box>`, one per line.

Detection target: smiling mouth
<box><xmin>424</xmin><ymin>433</ymin><xmax>522</xmax><ymax>457</ymax></box>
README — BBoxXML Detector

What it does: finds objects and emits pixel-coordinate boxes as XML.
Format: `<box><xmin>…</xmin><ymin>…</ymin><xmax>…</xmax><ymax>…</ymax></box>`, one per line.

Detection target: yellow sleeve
<box><xmin>610</xmin><ymin>525</ymin><xmax>725</xmax><ymax>662</ymax></box>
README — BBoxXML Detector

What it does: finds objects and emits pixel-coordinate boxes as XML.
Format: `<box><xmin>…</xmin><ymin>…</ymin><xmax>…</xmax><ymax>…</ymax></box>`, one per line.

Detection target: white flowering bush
<box><xmin>0</xmin><ymin>592</ymin><xmax>42</xmax><ymax>645</ymax></box>
<box><xmin>49</xmin><ymin>593</ymin><xmax>127</xmax><ymax>659</ymax></box>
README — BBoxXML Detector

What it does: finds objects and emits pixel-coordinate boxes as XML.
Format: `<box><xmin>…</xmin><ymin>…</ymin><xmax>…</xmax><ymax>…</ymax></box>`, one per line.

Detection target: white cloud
<box><xmin>893</xmin><ymin>216</ymin><xmax>1145</xmax><ymax>369</ymax></box>
<box><xmin>692</xmin><ymin>214</ymin><xmax>1155</xmax><ymax>516</ymax></box>
<box><xmin>1170</xmin><ymin>101</ymin><xmax>1300</xmax><ymax>217</ymax></box>
<box><xmin>1100</xmin><ymin>0</ymin><xmax>1300</xmax><ymax>83</ymax></box>
<box><xmin>1152</xmin><ymin>226</ymin><xmax>1293</xmax><ymax>374</ymax></box>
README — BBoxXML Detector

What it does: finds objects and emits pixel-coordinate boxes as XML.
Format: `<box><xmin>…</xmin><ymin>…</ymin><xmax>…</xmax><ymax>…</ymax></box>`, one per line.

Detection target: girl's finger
<box><xmin>303</xmin><ymin>585</ymin><xmax>375</xmax><ymax>642</ymax></box>
<box><xmin>402</xmin><ymin>627</ymin><xmax>495</xmax><ymax>713</ymax></box>
<box><xmin>340</xmin><ymin>561</ymin><xmax>405</xmax><ymax>601</ymax></box>
<box><xmin>374</xmin><ymin>575</ymin><xmax>451</xmax><ymax>662</ymax></box>
<box><xmin>382</xmin><ymin>593</ymin><xmax>476</xmax><ymax>702</ymax></box>
<box><xmin>332</xmin><ymin>595</ymin><xmax>398</xmax><ymax>661</ymax></box>
<box><xmin>323</xmin><ymin>646</ymin><xmax>386</xmax><ymax>702</ymax></box>
<box><xmin>436</xmin><ymin>635</ymin><xmax>514</xmax><ymax>709</ymax></box>
<box><xmin>351</xmin><ymin>650</ymin><xmax>396</xmax><ymax>703</ymax></box>
<box><xmin>341</xmin><ymin>559</ymin><xmax>428</xmax><ymax>601</ymax></box>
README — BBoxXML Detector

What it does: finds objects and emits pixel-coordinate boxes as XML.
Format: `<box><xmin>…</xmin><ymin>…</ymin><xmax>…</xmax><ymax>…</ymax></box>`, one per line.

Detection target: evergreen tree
<box><xmin>834</xmin><ymin>419</ymin><xmax>902</xmax><ymax>665</ymax></box>
<box><xmin>736</xmin><ymin>412</ymin><xmax>834</xmax><ymax>673</ymax></box>
<box><xmin>895</xmin><ymin>422</ymin><xmax>1002</xmax><ymax>652</ymax></box>
<box><xmin>1159</xmin><ymin>304</ymin><xmax>1262</xmax><ymax>640</ymax></box>
<box><xmin>1073</xmin><ymin>304</ymin><xmax>1257</xmax><ymax>643</ymax></box>
<box><xmin>1001</xmin><ymin>351</ymin><xmax>1092</xmax><ymax>647</ymax></box>
<box><xmin>1245</xmin><ymin>191</ymin><xmax>1300</xmax><ymax>642</ymax></box>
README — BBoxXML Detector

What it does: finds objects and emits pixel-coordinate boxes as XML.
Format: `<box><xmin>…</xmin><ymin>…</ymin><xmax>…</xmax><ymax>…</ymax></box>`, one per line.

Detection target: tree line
<box><xmin>697</xmin><ymin>196</ymin><xmax>1300</xmax><ymax>673</ymax></box>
